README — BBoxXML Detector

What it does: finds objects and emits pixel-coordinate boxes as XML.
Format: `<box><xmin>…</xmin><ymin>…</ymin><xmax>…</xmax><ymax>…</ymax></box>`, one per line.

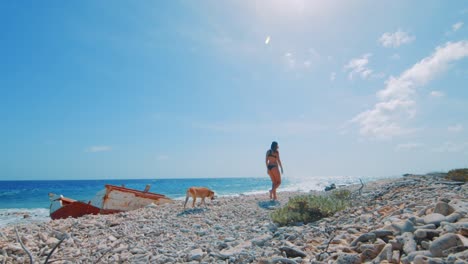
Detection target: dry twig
<box><xmin>44</xmin><ymin>234</ymin><xmax>67</xmax><ymax>264</ymax></box>
<box><xmin>358</xmin><ymin>178</ymin><xmax>364</xmax><ymax>195</ymax></box>
<box><xmin>14</xmin><ymin>226</ymin><xmax>34</xmax><ymax>264</ymax></box>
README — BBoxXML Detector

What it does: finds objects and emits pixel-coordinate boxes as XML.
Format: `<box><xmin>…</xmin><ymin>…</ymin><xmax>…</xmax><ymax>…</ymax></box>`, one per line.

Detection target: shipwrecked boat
<box><xmin>49</xmin><ymin>184</ymin><xmax>172</xmax><ymax>220</ymax></box>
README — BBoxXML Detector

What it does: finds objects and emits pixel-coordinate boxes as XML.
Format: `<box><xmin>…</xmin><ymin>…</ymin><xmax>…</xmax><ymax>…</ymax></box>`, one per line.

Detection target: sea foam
<box><xmin>0</xmin><ymin>208</ymin><xmax>50</xmax><ymax>228</ymax></box>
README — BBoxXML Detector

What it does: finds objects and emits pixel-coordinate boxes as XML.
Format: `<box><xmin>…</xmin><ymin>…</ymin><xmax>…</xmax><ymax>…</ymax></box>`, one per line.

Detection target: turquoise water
<box><xmin>0</xmin><ymin>175</ymin><xmax>395</xmax><ymax>227</ymax></box>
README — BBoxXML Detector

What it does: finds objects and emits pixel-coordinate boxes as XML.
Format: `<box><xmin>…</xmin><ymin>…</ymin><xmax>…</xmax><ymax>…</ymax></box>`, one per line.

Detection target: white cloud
<box><xmin>452</xmin><ymin>22</ymin><xmax>463</xmax><ymax>32</ymax></box>
<box><xmin>284</xmin><ymin>52</ymin><xmax>296</xmax><ymax>69</ymax></box>
<box><xmin>351</xmin><ymin>41</ymin><xmax>468</xmax><ymax>139</ymax></box>
<box><xmin>429</xmin><ymin>90</ymin><xmax>445</xmax><ymax>98</ymax></box>
<box><xmin>330</xmin><ymin>72</ymin><xmax>336</xmax><ymax>81</ymax></box>
<box><xmin>448</xmin><ymin>124</ymin><xmax>463</xmax><ymax>133</ymax></box>
<box><xmin>433</xmin><ymin>141</ymin><xmax>468</xmax><ymax>153</ymax></box>
<box><xmin>344</xmin><ymin>53</ymin><xmax>373</xmax><ymax>80</ymax></box>
<box><xmin>395</xmin><ymin>143</ymin><xmax>423</xmax><ymax>151</ymax></box>
<box><xmin>85</xmin><ymin>145</ymin><xmax>112</xmax><ymax>153</ymax></box>
<box><xmin>283</xmin><ymin>49</ymin><xmax>320</xmax><ymax>71</ymax></box>
<box><xmin>379</xmin><ymin>30</ymin><xmax>415</xmax><ymax>48</ymax></box>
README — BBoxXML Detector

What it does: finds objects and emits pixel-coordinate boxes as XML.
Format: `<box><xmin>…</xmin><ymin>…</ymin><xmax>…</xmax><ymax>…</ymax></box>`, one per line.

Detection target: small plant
<box><xmin>271</xmin><ymin>192</ymin><xmax>350</xmax><ymax>226</ymax></box>
<box><xmin>330</xmin><ymin>188</ymin><xmax>351</xmax><ymax>200</ymax></box>
<box><xmin>446</xmin><ymin>168</ymin><xmax>468</xmax><ymax>182</ymax></box>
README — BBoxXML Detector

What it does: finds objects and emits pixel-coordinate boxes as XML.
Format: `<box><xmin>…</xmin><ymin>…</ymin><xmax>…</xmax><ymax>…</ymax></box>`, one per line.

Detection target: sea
<box><xmin>0</xmin><ymin>175</ymin><xmax>397</xmax><ymax>228</ymax></box>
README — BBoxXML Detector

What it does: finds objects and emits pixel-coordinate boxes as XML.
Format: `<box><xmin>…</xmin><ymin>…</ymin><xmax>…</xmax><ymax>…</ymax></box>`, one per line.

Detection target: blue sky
<box><xmin>1</xmin><ymin>1</ymin><xmax>467</xmax><ymax>180</ymax></box>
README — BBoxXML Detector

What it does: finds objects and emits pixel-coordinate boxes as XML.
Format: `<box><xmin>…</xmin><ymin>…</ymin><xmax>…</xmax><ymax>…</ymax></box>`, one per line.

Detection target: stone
<box><xmin>401</xmin><ymin>232</ymin><xmax>417</xmax><ymax>254</ymax></box>
<box><xmin>416</xmin><ymin>224</ymin><xmax>436</xmax><ymax>230</ymax></box>
<box><xmin>401</xmin><ymin>251</ymin><xmax>432</xmax><ymax>264</ymax></box>
<box><xmin>445</xmin><ymin>212</ymin><xmax>462</xmax><ymax>223</ymax></box>
<box><xmin>371</xmin><ymin>229</ymin><xmax>394</xmax><ymax>238</ymax></box>
<box><xmin>392</xmin><ymin>219</ymin><xmax>415</xmax><ymax>234</ymax></box>
<box><xmin>421</xmin><ymin>240</ymin><xmax>431</xmax><ymax>250</ymax></box>
<box><xmin>271</xmin><ymin>257</ymin><xmax>298</xmax><ymax>264</ymax></box>
<box><xmin>45</xmin><ymin>237</ymin><xmax>60</xmax><ymax>247</ymax></box>
<box><xmin>460</xmin><ymin>227</ymin><xmax>468</xmax><ymax>236</ymax></box>
<box><xmin>371</xmin><ymin>243</ymin><xmax>392</xmax><ymax>263</ymax></box>
<box><xmin>413</xmin><ymin>255</ymin><xmax>445</xmax><ymax>264</ymax></box>
<box><xmin>360</xmin><ymin>242</ymin><xmax>386</xmax><ymax>261</ymax></box>
<box><xmin>189</xmin><ymin>248</ymin><xmax>204</xmax><ymax>261</ymax></box>
<box><xmin>414</xmin><ymin>229</ymin><xmax>441</xmax><ymax>239</ymax></box>
<box><xmin>252</xmin><ymin>235</ymin><xmax>271</xmax><ymax>247</ymax></box>
<box><xmin>350</xmin><ymin>232</ymin><xmax>376</xmax><ymax>246</ymax></box>
<box><xmin>423</xmin><ymin>213</ymin><xmax>446</xmax><ymax>227</ymax></box>
<box><xmin>429</xmin><ymin>233</ymin><xmax>463</xmax><ymax>257</ymax></box>
<box><xmin>391</xmin><ymin>250</ymin><xmax>400</xmax><ymax>264</ymax></box>
<box><xmin>433</xmin><ymin>202</ymin><xmax>455</xmax><ymax>216</ymax></box>
<box><xmin>335</xmin><ymin>253</ymin><xmax>360</xmax><ymax>264</ymax></box>
<box><xmin>278</xmin><ymin>246</ymin><xmax>306</xmax><ymax>258</ymax></box>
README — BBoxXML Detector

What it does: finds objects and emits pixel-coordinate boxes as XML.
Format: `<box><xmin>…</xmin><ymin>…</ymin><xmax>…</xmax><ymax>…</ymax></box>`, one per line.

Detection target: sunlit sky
<box><xmin>1</xmin><ymin>1</ymin><xmax>467</xmax><ymax>180</ymax></box>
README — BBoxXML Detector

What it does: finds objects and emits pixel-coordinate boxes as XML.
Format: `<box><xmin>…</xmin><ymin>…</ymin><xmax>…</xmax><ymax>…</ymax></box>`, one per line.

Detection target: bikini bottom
<box><xmin>267</xmin><ymin>164</ymin><xmax>277</xmax><ymax>170</ymax></box>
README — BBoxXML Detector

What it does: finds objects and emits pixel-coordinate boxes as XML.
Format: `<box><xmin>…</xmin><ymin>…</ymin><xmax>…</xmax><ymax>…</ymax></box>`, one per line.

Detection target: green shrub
<box><xmin>271</xmin><ymin>193</ymin><xmax>350</xmax><ymax>226</ymax></box>
<box><xmin>446</xmin><ymin>168</ymin><xmax>468</xmax><ymax>182</ymax></box>
<box><xmin>330</xmin><ymin>188</ymin><xmax>351</xmax><ymax>200</ymax></box>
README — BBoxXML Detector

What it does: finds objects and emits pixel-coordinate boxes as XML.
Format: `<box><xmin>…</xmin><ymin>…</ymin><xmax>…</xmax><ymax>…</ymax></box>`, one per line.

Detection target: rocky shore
<box><xmin>0</xmin><ymin>174</ymin><xmax>467</xmax><ymax>263</ymax></box>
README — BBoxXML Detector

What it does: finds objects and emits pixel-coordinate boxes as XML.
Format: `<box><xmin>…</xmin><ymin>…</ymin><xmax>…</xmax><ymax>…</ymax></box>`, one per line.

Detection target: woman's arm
<box><xmin>277</xmin><ymin>152</ymin><xmax>283</xmax><ymax>174</ymax></box>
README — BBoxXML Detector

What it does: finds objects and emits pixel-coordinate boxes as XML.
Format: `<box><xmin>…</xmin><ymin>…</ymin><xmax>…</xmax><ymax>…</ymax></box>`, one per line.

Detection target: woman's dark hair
<box><xmin>270</xmin><ymin>141</ymin><xmax>278</xmax><ymax>151</ymax></box>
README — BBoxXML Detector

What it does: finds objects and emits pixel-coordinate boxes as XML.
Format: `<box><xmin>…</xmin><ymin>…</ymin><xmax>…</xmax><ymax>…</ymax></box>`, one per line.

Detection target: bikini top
<box><xmin>267</xmin><ymin>149</ymin><xmax>278</xmax><ymax>159</ymax></box>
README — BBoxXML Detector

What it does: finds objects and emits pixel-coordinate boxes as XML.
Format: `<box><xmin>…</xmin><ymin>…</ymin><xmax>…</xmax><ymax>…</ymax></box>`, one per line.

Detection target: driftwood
<box><xmin>14</xmin><ymin>226</ymin><xmax>34</xmax><ymax>264</ymax></box>
<box><xmin>13</xmin><ymin>225</ymin><xmax>68</xmax><ymax>264</ymax></box>
<box><xmin>44</xmin><ymin>234</ymin><xmax>67</xmax><ymax>264</ymax></box>
<box><xmin>324</xmin><ymin>234</ymin><xmax>336</xmax><ymax>253</ymax></box>
<box><xmin>357</xmin><ymin>178</ymin><xmax>364</xmax><ymax>195</ymax></box>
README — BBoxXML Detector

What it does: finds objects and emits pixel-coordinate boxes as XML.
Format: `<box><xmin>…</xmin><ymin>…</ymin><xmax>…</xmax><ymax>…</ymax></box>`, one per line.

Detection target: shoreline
<box><xmin>0</xmin><ymin>174</ymin><xmax>466</xmax><ymax>263</ymax></box>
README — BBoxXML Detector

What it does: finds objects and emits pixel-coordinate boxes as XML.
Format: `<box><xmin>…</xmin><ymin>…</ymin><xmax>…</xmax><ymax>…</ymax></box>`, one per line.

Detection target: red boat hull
<box><xmin>50</xmin><ymin>201</ymin><xmax>101</xmax><ymax>220</ymax></box>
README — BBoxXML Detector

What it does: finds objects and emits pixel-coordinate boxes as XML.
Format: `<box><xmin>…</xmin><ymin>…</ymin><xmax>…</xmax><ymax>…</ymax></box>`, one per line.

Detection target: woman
<box><xmin>266</xmin><ymin>141</ymin><xmax>283</xmax><ymax>201</ymax></box>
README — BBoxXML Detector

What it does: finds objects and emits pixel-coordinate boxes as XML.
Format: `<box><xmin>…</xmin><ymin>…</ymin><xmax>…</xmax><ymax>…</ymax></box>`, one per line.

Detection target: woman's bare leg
<box><xmin>271</xmin><ymin>168</ymin><xmax>281</xmax><ymax>200</ymax></box>
<box><xmin>268</xmin><ymin>171</ymin><xmax>274</xmax><ymax>200</ymax></box>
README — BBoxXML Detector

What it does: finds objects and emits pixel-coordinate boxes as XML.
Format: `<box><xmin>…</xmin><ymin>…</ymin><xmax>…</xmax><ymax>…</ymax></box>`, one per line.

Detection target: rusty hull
<box><xmin>49</xmin><ymin>184</ymin><xmax>172</xmax><ymax>220</ymax></box>
<box><xmin>101</xmin><ymin>184</ymin><xmax>172</xmax><ymax>212</ymax></box>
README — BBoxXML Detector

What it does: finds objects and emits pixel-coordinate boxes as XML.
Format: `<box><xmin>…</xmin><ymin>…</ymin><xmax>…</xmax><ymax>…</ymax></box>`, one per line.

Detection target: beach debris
<box><xmin>14</xmin><ymin>226</ymin><xmax>33</xmax><ymax>264</ymax></box>
<box><xmin>44</xmin><ymin>233</ymin><xmax>67</xmax><ymax>264</ymax></box>
<box><xmin>49</xmin><ymin>184</ymin><xmax>172</xmax><ymax>220</ymax></box>
<box><xmin>324</xmin><ymin>183</ymin><xmax>336</xmax><ymax>191</ymax></box>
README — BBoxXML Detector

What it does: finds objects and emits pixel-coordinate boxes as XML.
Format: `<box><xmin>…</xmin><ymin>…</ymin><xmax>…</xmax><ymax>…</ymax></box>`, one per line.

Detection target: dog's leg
<box><xmin>192</xmin><ymin>197</ymin><xmax>196</xmax><ymax>208</ymax></box>
<box><xmin>184</xmin><ymin>195</ymin><xmax>189</xmax><ymax>209</ymax></box>
<box><xmin>201</xmin><ymin>197</ymin><xmax>206</xmax><ymax>207</ymax></box>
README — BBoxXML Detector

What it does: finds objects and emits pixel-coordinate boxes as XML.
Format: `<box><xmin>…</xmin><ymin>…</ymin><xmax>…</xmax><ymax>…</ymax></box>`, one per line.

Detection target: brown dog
<box><xmin>184</xmin><ymin>187</ymin><xmax>215</xmax><ymax>208</ymax></box>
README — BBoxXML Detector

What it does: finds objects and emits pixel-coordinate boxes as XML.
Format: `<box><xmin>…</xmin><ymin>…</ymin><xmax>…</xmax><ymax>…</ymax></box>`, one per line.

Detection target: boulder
<box><xmin>433</xmin><ymin>202</ymin><xmax>455</xmax><ymax>216</ymax></box>
<box><xmin>401</xmin><ymin>232</ymin><xmax>417</xmax><ymax>254</ymax></box>
<box><xmin>350</xmin><ymin>233</ymin><xmax>376</xmax><ymax>246</ymax></box>
<box><xmin>392</xmin><ymin>219</ymin><xmax>415</xmax><ymax>234</ymax></box>
<box><xmin>429</xmin><ymin>233</ymin><xmax>463</xmax><ymax>257</ymax></box>
<box><xmin>279</xmin><ymin>246</ymin><xmax>306</xmax><ymax>258</ymax></box>
<box><xmin>423</xmin><ymin>213</ymin><xmax>446</xmax><ymax>227</ymax></box>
